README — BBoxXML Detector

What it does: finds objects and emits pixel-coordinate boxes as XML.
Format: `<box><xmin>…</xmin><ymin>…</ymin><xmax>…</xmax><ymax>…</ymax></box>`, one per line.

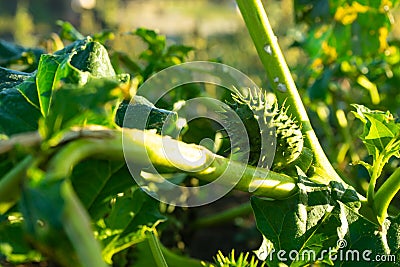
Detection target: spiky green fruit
<box><xmin>224</xmin><ymin>87</ymin><xmax>303</xmax><ymax>170</ymax></box>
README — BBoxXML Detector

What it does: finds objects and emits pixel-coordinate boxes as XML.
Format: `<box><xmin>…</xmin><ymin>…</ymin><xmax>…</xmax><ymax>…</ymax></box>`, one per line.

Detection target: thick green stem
<box><xmin>374</xmin><ymin>168</ymin><xmax>400</xmax><ymax>224</ymax></box>
<box><xmin>235</xmin><ymin>0</ymin><xmax>343</xmax><ymax>185</ymax></box>
<box><xmin>0</xmin><ymin>155</ymin><xmax>33</xmax><ymax>214</ymax></box>
<box><xmin>48</xmin><ymin>129</ymin><xmax>297</xmax><ymax>199</ymax></box>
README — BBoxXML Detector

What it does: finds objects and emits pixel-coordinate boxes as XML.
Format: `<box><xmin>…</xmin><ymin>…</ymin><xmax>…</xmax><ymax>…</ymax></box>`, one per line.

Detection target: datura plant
<box><xmin>0</xmin><ymin>0</ymin><xmax>399</xmax><ymax>267</ymax></box>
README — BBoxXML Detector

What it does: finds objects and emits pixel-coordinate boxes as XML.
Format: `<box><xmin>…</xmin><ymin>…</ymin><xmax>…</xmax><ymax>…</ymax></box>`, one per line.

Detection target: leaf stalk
<box><xmin>374</xmin><ymin>168</ymin><xmax>400</xmax><ymax>224</ymax></box>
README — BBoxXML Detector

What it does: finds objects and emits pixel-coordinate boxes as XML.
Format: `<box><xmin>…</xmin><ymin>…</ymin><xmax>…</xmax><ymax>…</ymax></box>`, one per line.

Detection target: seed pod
<box><xmin>224</xmin><ymin>87</ymin><xmax>303</xmax><ymax>170</ymax></box>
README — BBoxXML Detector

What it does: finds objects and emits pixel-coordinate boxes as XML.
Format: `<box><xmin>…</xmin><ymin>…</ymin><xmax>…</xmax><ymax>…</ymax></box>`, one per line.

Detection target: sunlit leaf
<box><xmin>251</xmin><ymin>174</ymin><xmax>397</xmax><ymax>266</ymax></box>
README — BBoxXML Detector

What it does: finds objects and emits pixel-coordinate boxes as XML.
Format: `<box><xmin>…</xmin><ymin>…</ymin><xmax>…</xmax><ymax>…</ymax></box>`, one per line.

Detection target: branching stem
<box><xmin>235</xmin><ymin>0</ymin><xmax>344</xmax><ymax>185</ymax></box>
<box><xmin>47</xmin><ymin>129</ymin><xmax>297</xmax><ymax>199</ymax></box>
<box><xmin>374</xmin><ymin>168</ymin><xmax>400</xmax><ymax>224</ymax></box>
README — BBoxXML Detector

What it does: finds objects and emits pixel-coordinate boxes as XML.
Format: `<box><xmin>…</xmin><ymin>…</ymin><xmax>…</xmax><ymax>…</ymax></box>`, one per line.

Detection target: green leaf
<box><xmin>0</xmin><ymin>67</ymin><xmax>41</xmax><ymax>136</ymax></box>
<box><xmin>87</xmin><ymin>166</ymin><xmax>136</xmax><ymax>221</ymax></box>
<box><xmin>0</xmin><ymin>38</ymin><xmax>123</xmax><ymax>137</ymax></box>
<box><xmin>17</xmin><ymin>75</ymin><xmax>40</xmax><ymax>109</ymax></box>
<box><xmin>40</xmin><ymin>78</ymin><xmax>123</xmax><ymax>142</ymax></box>
<box><xmin>98</xmin><ymin>187</ymin><xmax>166</xmax><ymax>264</ymax></box>
<box><xmin>0</xmin><ymin>88</ymin><xmax>41</xmax><ymax>136</ymax></box>
<box><xmin>364</xmin><ymin>114</ymin><xmax>395</xmax><ymax>140</ymax></box>
<box><xmin>35</xmin><ymin>38</ymin><xmax>117</xmax><ymax>117</ymax></box>
<box><xmin>352</xmin><ymin>104</ymin><xmax>400</xmax><ymax>178</ymax></box>
<box><xmin>36</xmin><ymin>54</ymin><xmax>60</xmax><ymax>116</ymax></box>
<box><xmin>116</xmin><ymin>96</ymin><xmax>178</xmax><ymax>135</ymax></box>
<box><xmin>68</xmin><ymin>41</ymin><xmax>116</xmax><ymax>78</ymax></box>
<box><xmin>70</xmin><ymin>160</ymin><xmax>125</xmax><ymax>209</ymax></box>
<box><xmin>132</xmin><ymin>28</ymin><xmax>192</xmax><ymax>80</ymax></box>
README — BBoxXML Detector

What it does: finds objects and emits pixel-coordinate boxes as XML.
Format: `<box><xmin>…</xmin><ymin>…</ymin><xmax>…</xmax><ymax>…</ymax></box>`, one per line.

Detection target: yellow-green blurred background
<box><xmin>0</xmin><ymin>0</ymin><xmax>305</xmax><ymax>87</ymax></box>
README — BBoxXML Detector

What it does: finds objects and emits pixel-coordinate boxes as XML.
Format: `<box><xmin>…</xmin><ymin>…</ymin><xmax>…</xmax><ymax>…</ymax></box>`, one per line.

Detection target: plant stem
<box><xmin>235</xmin><ymin>0</ymin><xmax>344</xmax><ymax>185</ymax></box>
<box><xmin>159</xmin><ymin>243</ymin><xmax>205</xmax><ymax>267</ymax></box>
<box><xmin>0</xmin><ymin>131</ymin><xmax>41</xmax><ymax>154</ymax></box>
<box><xmin>146</xmin><ymin>228</ymin><xmax>168</xmax><ymax>267</ymax></box>
<box><xmin>367</xmin><ymin>137</ymin><xmax>398</xmax><ymax>207</ymax></box>
<box><xmin>61</xmin><ymin>181</ymin><xmax>108</xmax><ymax>267</ymax></box>
<box><xmin>367</xmin><ymin>153</ymin><xmax>385</xmax><ymax>206</ymax></box>
<box><xmin>0</xmin><ymin>155</ymin><xmax>33</xmax><ymax>214</ymax></box>
<box><xmin>374</xmin><ymin>168</ymin><xmax>400</xmax><ymax>224</ymax></box>
<box><xmin>47</xmin><ymin>128</ymin><xmax>297</xmax><ymax>199</ymax></box>
<box><xmin>192</xmin><ymin>202</ymin><xmax>252</xmax><ymax>229</ymax></box>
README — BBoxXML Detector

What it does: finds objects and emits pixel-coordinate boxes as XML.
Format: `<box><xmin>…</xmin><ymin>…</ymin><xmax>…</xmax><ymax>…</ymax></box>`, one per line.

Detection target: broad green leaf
<box><xmin>251</xmin><ymin>179</ymin><xmax>336</xmax><ymax>266</ymax></box>
<box><xmin>70</xmin><ymin>159</ymin><xmax>125</xmax><ymax>209</ymax></box>
<box><xmin>87</xmin><ymin>166</ymin><xmax>136</xmax><ymax>221</ymax></box>
<box><xmin>0</xmin><ymin>37</ymin><xmax>123</xmax><ymax>137</ymax></box>
<box><xmin>0</xmin><ymin>68</ymin><xmax>40</xmax><ymax>136</ymax></box>
<box><xmin>69</xmin><ymin>41</ymin><xmax>116</xmax><ymax>78</ymax></box>
<box><xmin>36</xmin><ymin>54</ymin><xmax>60</xmax><ymax>116</ymax></box>
<box><xmin>35</xmin><ymin>38</ymin><xmax>117</xmax><ymax>117</ymax></box>
<box><xmin>364</xmin><ymin>114</ymin><xmax>395</xmax><ymax>140</ymax></box>
<box><xmin>40</xmin><ymin>77</ymin><xmax>123</xmax><ymax>142</ymax></box>
<box><xmin>17</xmin><ymin>75</ymin><xmax>40</xmax><ymax>109</ymax></box>
<box><xmin>116</xmin><ymin>96</ymin><xmax>178</xmax><ymax>135</ymax></box>
<box><xmin>0</xmin><ymin>88</ymin><xmax>41</xmax><ymax>136</ymax></box>
<box><xmin>98</xmin><ymin>187</ymin><xmax>166</xmax><ymax>264</ymax></box>
<box><xmin>352</xmin><ymin>104</ymin><xmax>400</xmax><ymax>178</ymax></box>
